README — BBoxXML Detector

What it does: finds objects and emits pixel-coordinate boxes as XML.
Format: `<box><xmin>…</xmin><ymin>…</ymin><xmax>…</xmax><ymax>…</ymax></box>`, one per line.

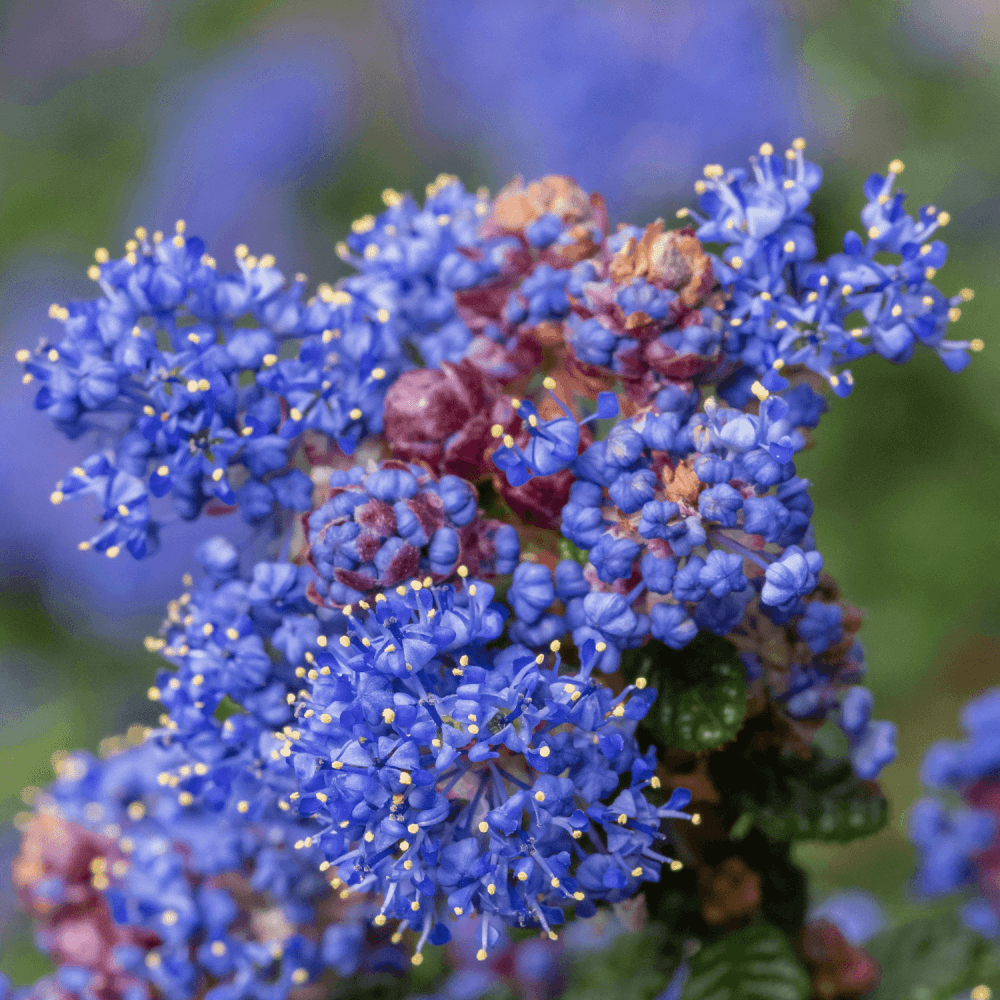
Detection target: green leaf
<box><xmin>681</xmin><ymin>924</ymin><xmax>809</xmax><ymax>1000</ymax></box>
<box><xmin>623</xmin><ymin>636</ymin><xmax>747</xmax><ymax>753</ymax></box>
<box><xmin>558</xmin><ymin>536</ymin><xmax>589</xmax><ymax>564</ymax></box>
<box><xmin>866</xmin><ymin>912</ymin><xmax>1000</xmax><ymax>1000</ymax></box>
<box><xmin>711</xmin><ymin>743</ymin><xmax>888</xmax><ymax>844</ymax></box>
<box><xmin>563</xmin><ymin>926</ymin><xmax>674</xmax><ymax>1000</ymax></box>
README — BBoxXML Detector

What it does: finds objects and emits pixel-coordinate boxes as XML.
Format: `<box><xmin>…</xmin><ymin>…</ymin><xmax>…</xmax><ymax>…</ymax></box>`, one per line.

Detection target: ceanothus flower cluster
<box><xmin>910</xmin><ymin>688</ymin><xmax>1000</xmax><ymax>938</ymax></box>
<box><xmin>280</xmin><ymin>581</ymin><xmax>691</xmax><ymax>964</ymax></box>
<box><xmin>9</xmin><ymin>141</ymin><xmax>980</xmax><ymax>996</ymax></box>
<box><xmin>9</xmin><ymin>736</ymin><xmax>395</xmax><ymax>1000</ymax></box>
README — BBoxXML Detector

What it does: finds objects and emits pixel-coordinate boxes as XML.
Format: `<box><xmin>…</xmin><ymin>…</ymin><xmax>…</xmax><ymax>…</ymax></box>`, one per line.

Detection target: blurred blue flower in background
<box><xmin>809</xmin><ymin>889</ymin><xmax>887</xmax><ymax>944</ymax></box>
<box><xmin>127</xmin><ymin>22</ymin><xmax>357</xmax><ymax>266</ymax></box>
<box><xmin>391</xmin><ymin>0</ymin><xmax>812</xmax><ymax>215</ymax></box>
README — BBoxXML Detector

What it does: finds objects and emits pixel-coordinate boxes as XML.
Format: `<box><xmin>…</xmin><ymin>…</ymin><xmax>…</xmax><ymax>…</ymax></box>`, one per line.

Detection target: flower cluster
<box><xmin>910</xmin><ymin>688</ymin><xmax>1000</xmax><ymax>937</ymax></box>
<box><xmin>9</xmin><ymin>735</ymin><xmax>399</xmax><ymax>1000</ymax></box>
<box><xmin>9</xmin><ymin>142</ymin><xmax>978</xmax><ymax>998</ymax></box>
<box><xmin>305</xmin><ymin>462</ymin><xmax>518</xmax><ymax>606</ymax></box>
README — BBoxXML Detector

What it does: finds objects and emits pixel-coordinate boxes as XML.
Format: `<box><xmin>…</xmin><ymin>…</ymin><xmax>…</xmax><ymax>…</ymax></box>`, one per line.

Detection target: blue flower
<box><xmin>508</xmin><ymin>563</ymin><xmax>555</xmax><ymax>625</ymax></box>
<box><xmin>760</xmin><ymin>545</ymin><xmax>822</xmax><ymax>610</ymax></box>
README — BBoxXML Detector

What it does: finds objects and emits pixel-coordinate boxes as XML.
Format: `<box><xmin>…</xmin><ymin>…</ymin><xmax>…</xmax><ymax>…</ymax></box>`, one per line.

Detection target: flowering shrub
<box><xmin>4</xmin><ymin>143</ymin><xmax>991</xmax><ymax>1000</ymax></box>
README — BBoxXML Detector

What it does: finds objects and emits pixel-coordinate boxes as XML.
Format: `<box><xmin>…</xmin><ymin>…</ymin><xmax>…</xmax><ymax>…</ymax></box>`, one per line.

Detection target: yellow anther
<box><xmin>399</xmin><ymin>771</ymin><xmax>412</xmax><ymax>785</ymax></box>
<box><xmin>383</xmin><ymin>708</ymin><xmax>396</xmax><ymax>723</ymax></box>
<box><xmin>517</xmin><ymin>871</ymin><xmax>528</xmax><ymax>881</ymax></box>
<box><xmin>198</xmin><ymin>378</ymin><xmax>210</xmax><ymax>392</ymax></box>
<box><xmin>937</xmin><ymin>211</ymin><xmax>951</xmax><ymax>226</ymax></box>
<box><xmin>759</xmin><ymin>291</ymin><xmax>771</xmax><ymax>301</ymax></box>
<box><xmin>675</xmin><ymin>208</ymin><xmax>689</xmax><ymax>219</ymax></box>
<box><xmin>691</xmin><ymin>813</ymin><xmax>702</xmax><ymax>825</ymax></box>
<box><xmin>783</xmin><ymin>179</ymin><xmax>795</xmax><ymax>189</ymax></box>
<box><xmin>364</xmin><ymin>244</ymin><xmax>379</xmax><ymax>260</ymax></box>
<box><xmin>792</xmin><ymin>137</ymin><xmax>806</xmax><ymax>150</ymax></box>
<box><xmin>612</xmin><ymin>703</ymin><xmax>625</xmax><ymax>717</ymax></box>
<box><xmin>349</xmin><ymin>408</ymin><xmax>363</xmax><ymax>420</ymax></box>
<box><xmin>783</xmin><ymin>240</ymin><xmax>796</xmax><ymax>253</ymax></box>
<box><xmin>750</xmin><ymin>381</ymin><xmax>769</xmax><ymax>401</ymax></box>
<box><xmin>971</xmin><ymin>339</ymin><xmax>984</xmax><ymax>352</ymax></box>
<box><xmin>398</xmin><ymin>840</ymin><xmax>410</xmax><ymax>852</ymax></box>
<box><xmin>703</xmin><ymin>164</ymin><xmax>724</xmax><ymax>179</ymax></box>
<box><xmin>549</xmin><ymin>639</ymin><xmax>561</xmax><ymax>652</ymax></box>
<box><xmin>534</xmin><ymin>791</ymin><xmax>546</xmax><ymax>802</ymax></box>
<box><xmin>490</xmin><ymin>423</ymin><xmax>503</xmax><ymax>438</ymax></box>
<box><xmin>759</xmin><ymin>142</ymin><xmax>774</xmax><ymax>156</ymax></box>
<box><xmin>922</xmin><ymin>295</ymin><xmax>934</xmax><ymax>307</ymax></box>
<box><xmin>211</xmin><ymin>468</ymin><xmax>224</xmax><ymax>482</ymax></box>
<box><xmin>970</xmin><ymin>986</ymin><xmax>991</xmax><ymax>1000</ymax></box>
<box><xmin>888</xmin><ymin>158</ymin><xmax>904</xmax><ymax>174</ymax></box>
<box><xmin>352</xmin><ymin>215</ymin><xmax>376</xmax><ymax>234</ymax></box>
<box><xmin>694</xmin><ymin>180</ymin><xmax>707</xmax><ymax>195</ymax></box>
<box><xmin>617</xmin><ymin>813</ymin><xmax>628</xmax><ymax>825</ymax></box>
<box><xmin>186</xmin><ymin>379</ymin><xmax>199</xmax><ymax>392</ymax></box>
<box><xmin>234</xmin><ymin>244</ymin><xmax>248</xmax><ymax>259</ymax></box>
<box><xmin>371</xmin><ymin>367</ymin><xmax>387</xmax><ymax>381</ymax></box>
<box><xmin>50</xmin><ymin>490</ymin><xmax>64</xmax><ymax>505</ymax></box>
<box><xmin>382</xmin><ymin>188</ymin><xmax>403</xmax><ymax>206</ymax></box>
<box><xmin>595</xmin><ymin>641</ymin><xmax>607</xmax><ymax>653</ymax></box>
<box><xmin>670</xmin><ymin>859</ymin><xmax>683</xmax><ymax>871</ymax></box>
<box><xmin>476</xmin><ymin>949</ymin><xmax>488</xmax><ymax>962</ymax></box>
<box><xmin>289</xmin><ymin>408</ymin><xmax>303</xmax><ymax>421</ymax></box>
<box><xmin>961</xmin><ymin>288</ymin><xmax>975</xmax><ymax>301</ymax></box>
<box><xmin>339</xmin><ymin>636</ymin><xmax>351</xmax><ymax>647</ymax></box>
<box><xmin>291</xmin><ymin>968</ymin><xmax>309</xmax><ymax>985</ymax></box>
<box><xmin>145</xmin><ymin>953</ymin><xmax>161</xmax><ymax>969</ymax></box>
<box><xmin>539</xmin><ymin>745</ymin><xmax>551</xmax><ymax>757</ymax></box>
<box><xmin>925</xmin><ymin>267</ymin><xmax>937</xmax><ymax>280</ymax></box>
<box><xmin>949</xmin><ymin>307</ymin><xmax>962</xmax><ymax>322</ymax></box>
<box><xmin>551</xmin><ymin>876</ymin><xmax>561</xmax><ymax>887</ymax></box>
<box><xmin>542</xmin><ymin>375</ymin><xmax>558</xmax><ymax>391</ymax></box>
<box><xmin>631</xmin><ymin>867</ymin><xmax>643</xmax><ymax>877</ymax></box>
<box><xmin>376</xmin><ymin>308</ymin><xmax>390</xmax><ymax>323</ymax></box>
<box><xmin>87</xmin><ymin>265</ymin><xmax>101</xmax><ymax>280</ymax></box>
<box><xmin>116</xmin><ymin>503</ymin><xmax>129</xmax><ymax>517</ymax></box>
<box><xmin>178</xmin><ymin>792</ymin><xmax>193</xmax><ymax>806</ymax></box>
<box><xmin>502</xmin><ymin>434</ymin><xmax>515</xmax><ymax>448</ymax></box>
<box><xmin>868</xmin><ymin>226</ymin><xmax>880</xmax><ymax>239</ymax></box>
<box><xmin>410</xmin><ymin>900</ymin><xmax>420</xmax><ymax>911</ymax></box>
<box><xmin>106</xmin><ymin>546</ymin><xmax>120</xmax><ymax>559</ymax></box>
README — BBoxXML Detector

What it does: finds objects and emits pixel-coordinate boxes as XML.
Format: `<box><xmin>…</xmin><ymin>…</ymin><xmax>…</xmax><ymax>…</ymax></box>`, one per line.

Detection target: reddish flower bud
<box><xmin>383</xmin><ymin>360</ymin><xmax>515</xmax><ymax>480</ymax></box>
<box><xmin>13</xmin><ymin>815</ymin><xmax>158</xmax><ymax>1000</ymax></box>
<box><xmin>800</xmin><ymin>919</ymin><xmax>880</xmax><ymax>999</ymax></box>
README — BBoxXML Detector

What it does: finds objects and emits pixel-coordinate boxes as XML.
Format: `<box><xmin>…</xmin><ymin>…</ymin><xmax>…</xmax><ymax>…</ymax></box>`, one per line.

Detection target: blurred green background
<box><xmin>1</xmin><ymin>0</ymin><xmax>998</xmax><ymax>983</ymax></box>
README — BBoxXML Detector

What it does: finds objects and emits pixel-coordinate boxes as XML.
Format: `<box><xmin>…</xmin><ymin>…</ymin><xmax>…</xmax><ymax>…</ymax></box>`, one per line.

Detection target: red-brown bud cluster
<box><xmin>12</xmin><ymin>814</ymin><xmax>157</xmax><ymax>1000</ymax></box>
<box><xmin>800</xmin><ymin>920</ymin><xmax>880</xmax><ymax>999</ymax></box>
<box><xmin>382</xmin><ymin>360</ymin><xmax>515</xmax><ymax>481</ymax></box>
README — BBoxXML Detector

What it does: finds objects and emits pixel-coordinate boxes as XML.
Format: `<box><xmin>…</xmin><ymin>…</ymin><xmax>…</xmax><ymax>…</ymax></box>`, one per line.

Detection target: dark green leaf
<box><xmin>563</xmin><ymin>926</ymin><xmax>675</xmax><ymax>1000</ymax></box>
<box><xmin>712</xmin><ymin>743</ymin><xmax>888</xmax><ymax>844</ymax></box>
<box><xmin>681</xmin><ymin>924</ymin><xmax>809</xmax><ymax>1000</ymax></box>
<box><xmin>623</xmin><ymin>636</ymin><xmax>747</xmax><ymax>753</ymax></box>
<box><xmin>866</xmin><ymin>912</ymin><xmax>1000</xmax><ymax>1000</ymax></box>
